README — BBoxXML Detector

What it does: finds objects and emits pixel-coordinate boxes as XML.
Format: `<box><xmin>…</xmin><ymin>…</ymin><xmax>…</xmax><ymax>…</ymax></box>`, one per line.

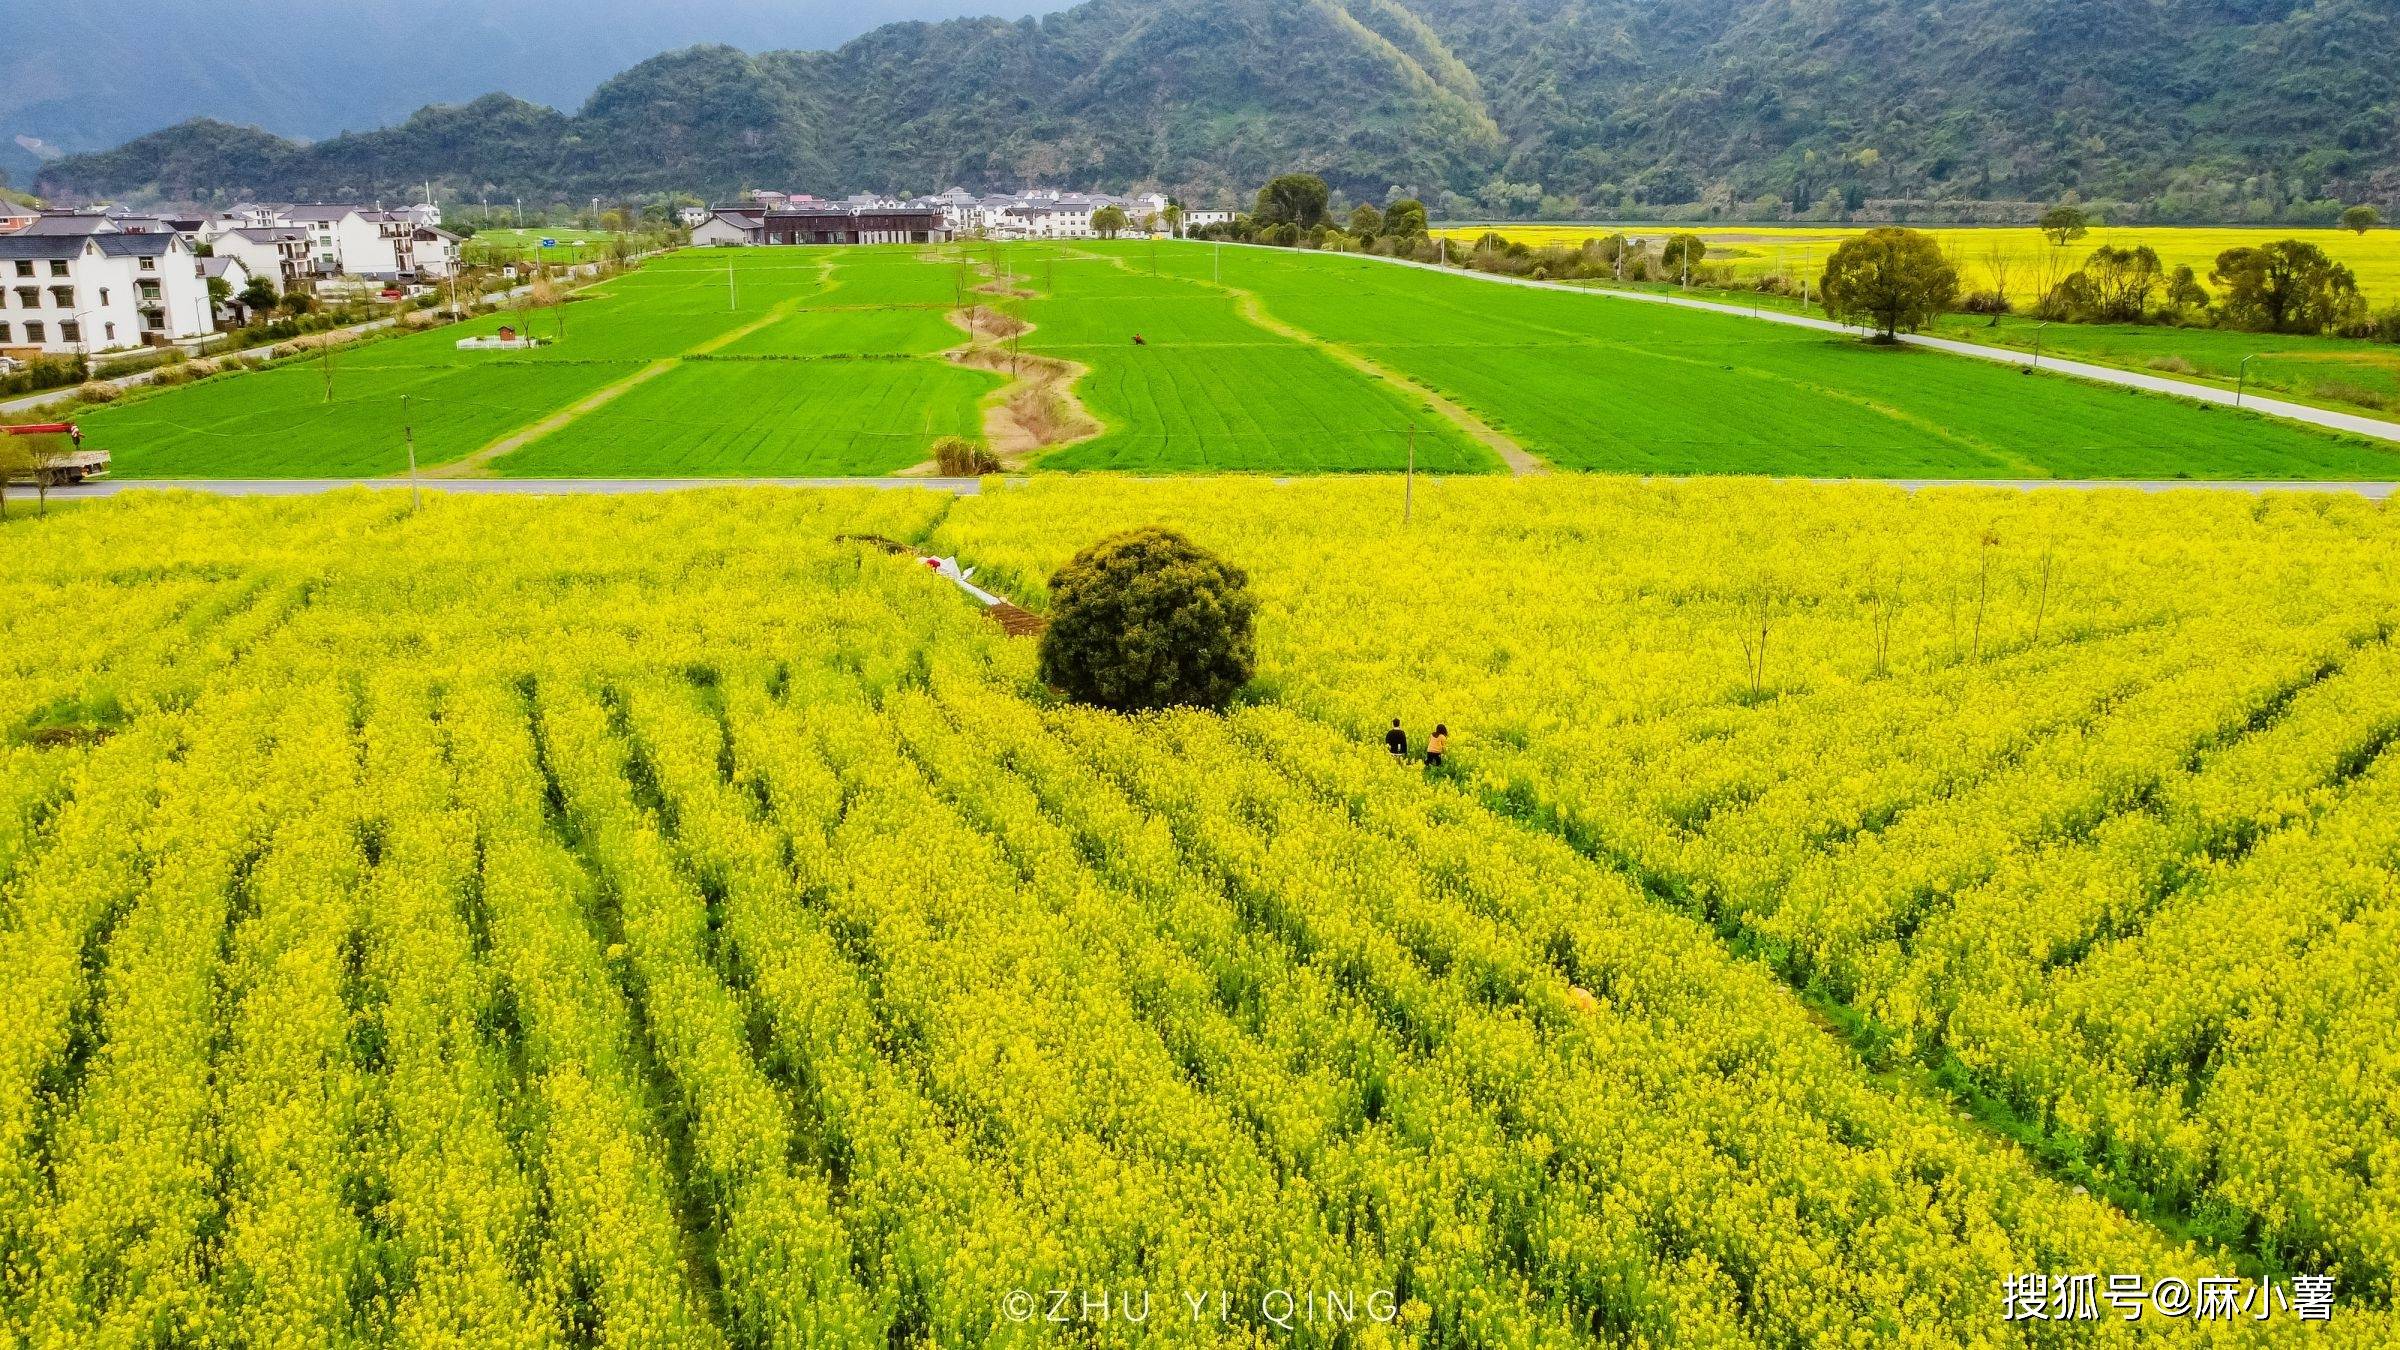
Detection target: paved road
<box><xmin>1305</xmin><ymin>247</ymin><xmax>2400</xmax><ymax>448</ymax></box>
<box><xmin>47</xmin><ymin>476</ymin><xmax>986</xmax><ymax>500</ymax></box>
<box><xmin>45</xmin><ymin>475</ymin><xmax>2395</xmax><ymax>502</ymax></box>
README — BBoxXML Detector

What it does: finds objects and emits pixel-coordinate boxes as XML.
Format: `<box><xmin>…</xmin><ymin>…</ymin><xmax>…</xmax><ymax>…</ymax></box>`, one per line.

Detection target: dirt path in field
<box><xmin>425</xmin><ymin>263</ymin><xmax>835</xmax><ymax>479</ymax></box>
<box><xmin>907</xmin><ymin>258</ymin><xmax>1100</xmax><ymax>473</ymax></box>
<box><xmin>422</xmin><ymin>358</ymin><xmax>680</xmax><ymax>479</ymax></box>
<box><xmin>1072</xmin><ymin>246</ymin><xmax>1545</xmax><ymax>475</ymax></box>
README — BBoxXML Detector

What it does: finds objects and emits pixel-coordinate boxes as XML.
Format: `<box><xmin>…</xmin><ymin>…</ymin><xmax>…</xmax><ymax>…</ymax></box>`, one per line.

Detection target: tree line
<box><xmin>1212</xmin><ymin>174</ymin><xmax>2396</xmax><ymax>347</ymax></box>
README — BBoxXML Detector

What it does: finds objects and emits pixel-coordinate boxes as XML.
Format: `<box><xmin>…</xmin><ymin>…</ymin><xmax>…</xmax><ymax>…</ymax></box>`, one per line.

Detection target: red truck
<box><xmin>2</xmin><ymin>423</ymin><xmax>110</xmax><ymax>485</ymax></box>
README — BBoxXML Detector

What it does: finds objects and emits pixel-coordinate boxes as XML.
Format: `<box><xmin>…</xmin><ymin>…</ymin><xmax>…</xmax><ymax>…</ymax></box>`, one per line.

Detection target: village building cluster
<box><xmin>690</xmin><ymin>187</ymin><xmax>1233</xmax><ymax>247</ymax></box>
<box><xmin>0</xmin><ymin>201</ymin><xmax>457</xmax><ymax>359</ymax></box>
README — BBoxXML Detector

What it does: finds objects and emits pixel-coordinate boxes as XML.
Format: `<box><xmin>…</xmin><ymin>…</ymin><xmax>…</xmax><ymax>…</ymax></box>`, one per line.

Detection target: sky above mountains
<box><xmin>0</xmin><ymin>0</ymin><xmax>1054</xmax><ymax>184</ymax></box>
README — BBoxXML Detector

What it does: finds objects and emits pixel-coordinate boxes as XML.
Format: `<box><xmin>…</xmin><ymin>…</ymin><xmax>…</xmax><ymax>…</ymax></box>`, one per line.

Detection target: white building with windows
<box><xmin>273</xmin><ymin>205</ymin><xmax>457</xmax><ymax>280</ymax></box>
<box><xmin>0</xmin><ymin>230</ymin><xmax>214</xmax><ymax>356</ymax></box>
<box><xmin>210</xmin><ymin>226</ymin><xmax>314</xmax><ymax>290</ymax></box>
<box><xmin>700</xmin><ymin>185</ymin><xmax>1221</xmax><ymax>243</ymax></box>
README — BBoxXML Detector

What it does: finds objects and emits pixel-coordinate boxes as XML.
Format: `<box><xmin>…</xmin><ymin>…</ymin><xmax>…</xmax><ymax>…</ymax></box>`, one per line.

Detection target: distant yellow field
<box><xmin>1435</xmin><ymin>223</ymin><xmax>2400</xmax><ymax>305</ymax></box>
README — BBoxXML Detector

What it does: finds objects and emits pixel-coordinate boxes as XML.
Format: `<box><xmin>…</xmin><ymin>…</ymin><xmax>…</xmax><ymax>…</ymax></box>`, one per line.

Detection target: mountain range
<box><xmin>30</xmin><ymin>0</ymin><xmax>2400</xmax><ymax>222</ymax></box>
<box><xmin>0</xmin><ymin>0</ymin><xmax>1050</xmax><ymax>186</ymax></box>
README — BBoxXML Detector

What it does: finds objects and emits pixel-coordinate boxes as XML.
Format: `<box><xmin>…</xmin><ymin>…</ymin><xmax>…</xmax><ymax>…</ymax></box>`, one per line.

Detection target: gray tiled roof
<box><xmin>15</xmin><ymin>213</ymin><xmax>118</xmax><ymax>236</ymax></box>
<box><xmin>0</xmin><ymin>233</ymin><xmax>169</xmax><ymax>259</ymax></box>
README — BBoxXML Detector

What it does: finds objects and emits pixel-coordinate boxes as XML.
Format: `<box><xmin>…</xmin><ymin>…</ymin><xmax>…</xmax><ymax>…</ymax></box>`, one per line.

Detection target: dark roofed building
<box><xmin>760</xmin><ymin>208</ymin><xmax>948</xmax><ymax>246</ymax></box>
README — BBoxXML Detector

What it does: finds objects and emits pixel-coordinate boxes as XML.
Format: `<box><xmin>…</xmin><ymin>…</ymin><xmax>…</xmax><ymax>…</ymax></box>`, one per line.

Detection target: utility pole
<box><xmin>2032</xmin><ymin>321</ymin><xmax>2050</xmax><ymax>368</ymax></box>
<box><xmin>402</xmin><ymin>393</ymin><xmax>420</xmax><ymax>512</ymax></box>
<box><xmin>2237</xmin><ymin>354</ymin><xmax>2256</xmax><ymax>407</ymax></box>
<box><xmin>729</xmin><ymin>257</ymin><xmax>738</xmax><ymax>311</ymax></box>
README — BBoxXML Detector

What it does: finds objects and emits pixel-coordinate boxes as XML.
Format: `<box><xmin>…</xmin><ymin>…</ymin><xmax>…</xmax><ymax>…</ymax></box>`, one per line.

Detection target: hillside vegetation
<box><xmin>38</xmin><ymin>0</ymin><xmax>2399</xmax><ymax>223</ymax></box>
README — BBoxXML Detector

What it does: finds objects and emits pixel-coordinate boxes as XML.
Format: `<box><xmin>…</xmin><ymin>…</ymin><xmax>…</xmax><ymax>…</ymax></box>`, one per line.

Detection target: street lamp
<box><xmin>2236</xmin><ymin>354</ymin><xmax>2257</xmax><ymax>408</ymax></box>
<box><xmin>2031</xmin><ymin>321</ymin><xmax>2051</xmax><ymax>368</ymax></box>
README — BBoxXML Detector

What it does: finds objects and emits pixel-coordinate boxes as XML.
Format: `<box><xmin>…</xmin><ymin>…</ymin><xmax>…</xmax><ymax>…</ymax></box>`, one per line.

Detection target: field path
<box><xmin>1288</xmin><ymin>244</ymin><xmax>2400</xmax><ymax>449</ymax></box>
<box><xmin>427</xmin><ymin>263</ymin><xmax>835</xmax><ymax>478</ymax></box>
<box><xmin>422</xmin><ymin>358</ymin><xmax>680</xmax><ymax>478</ymax></box>
<box><xmin>1076</xmin><ymin>246</ymin><xmax>1545</xmax><ymax>475</ymax></box>
<box><xmin>930</xmin><ymin>255</ymin><xmax>1102</xmax><ymax>468</ymax></box>
<box><xmin>53</xmin><ymin>477</ymin><xmax>2399</xmax><ymax>500</ymax></box>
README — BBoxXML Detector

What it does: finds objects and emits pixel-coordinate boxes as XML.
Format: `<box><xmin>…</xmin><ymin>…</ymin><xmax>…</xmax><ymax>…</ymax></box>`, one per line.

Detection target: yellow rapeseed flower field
<box><xmin>2</xmin><ymin>481</ymin><xmax>2395</xmax><ymax>1342</ymax></box>
<box><xmin>1437</xmin><ymin>223</ymin><xmax>2400</xmax><ymax>305</ymax></box>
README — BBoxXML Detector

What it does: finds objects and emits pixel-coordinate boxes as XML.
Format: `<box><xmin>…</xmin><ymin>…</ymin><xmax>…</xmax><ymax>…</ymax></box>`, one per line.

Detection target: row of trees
<box><xmin>1822</xmin><ymin>228</ymin><xmax>2394</xmax><ymax>341</ymax></box>
<box><xmin>2023</xmin><ymin>238</ymin><xmax>2384</xmax><ymax>337</ymax></box>
<box><xmin>1185</xmin><ymin>174</ymin><xmax>1432</xmax><ymax>254</ymax></box>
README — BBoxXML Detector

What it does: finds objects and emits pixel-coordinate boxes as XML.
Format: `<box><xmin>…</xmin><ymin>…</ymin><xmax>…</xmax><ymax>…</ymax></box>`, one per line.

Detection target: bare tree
<box><xmin>2030</xmin><ymin>547</ymin><xmax>2057</xmax><ymax>644</ymax></box>
<box><xmin>1971</xmin><ymin>530</ymin><xmax>2000</xmax><ymax>661</ymax></box>
<box><xmin>1736</xmin><ymin>584</ymin><xmax>1782</xmax><ymax>699</ymax></box>
<box><xmin>1867</xmin><ymin>570</ymin><xmax>1905</xmax><ymax>675</ymax></box>
<box><xmin>1980</xmin><ymin>240</ymin><xmax>2017</xmax><ymax>307</ymax></box>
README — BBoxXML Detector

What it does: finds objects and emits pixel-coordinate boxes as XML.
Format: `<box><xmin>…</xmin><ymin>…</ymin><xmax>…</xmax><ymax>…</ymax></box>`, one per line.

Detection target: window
<box><xmin>99</xmin><ymin>287</ymin><xmax>109</xmax><ymax>306</ymax></box>
<box><xmin>10</xmin><ymin>261</ymin><xmax>29</xmax><ymax>278</ymax></box>
<box><xmin>51</xmin><ymin>287</ymin><xmax>73</xmax><ymax>309</ymax></box>
<box><xmin>58</xmin><ymin>321</ymin><xmax>79</xmax><ymax>343</ymax></box>
<box><xmin>49</xmin><ymin>260</ymin><xmax>68</xmax><ymax>277</ymax></box>
<box><xmin>104</xmin><ymin>322</ymin><xmax>116</xmax><ymax>342</ymax></box>
<box><xmin>13</xmin><ymin>288</ymin><xmax>34</xmax><ymax>308</ymax></box>
<box><xmin>24</xmin><ymin>321</ymin><xmax>44</xmax><ymax>343</ymax></box>
<box><xmin>0</xmin><ymin>322</ymin><xmax>10</xmax><ymax>342</ymax></box>
<box><xmin>139</xmin><ymin>256</ymin><xmax>156</xmax><ymax>272</ymax></box>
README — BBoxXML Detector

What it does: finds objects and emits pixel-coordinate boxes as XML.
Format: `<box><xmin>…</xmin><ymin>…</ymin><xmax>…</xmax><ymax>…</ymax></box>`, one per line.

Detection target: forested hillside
<box><xmin>0</xmin><ymin>0</ymin><xmax>1047</xmax><ymax>186</ymax></box>
<box><xmin>37</xmin><ymin>0</ymin><xmax>2398</xmax><ymax>222</ymax></box>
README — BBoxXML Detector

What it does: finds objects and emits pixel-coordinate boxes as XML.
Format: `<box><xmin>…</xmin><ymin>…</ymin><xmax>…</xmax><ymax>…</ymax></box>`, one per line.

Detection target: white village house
<box><xmin>0</xmin><ymin>230</ymin><xmax>214</xmax><ymax>357</ymax></box>
<box><xmin>693</xmin><ymin>186</ymin><xmax>1200</xmax><ymax>246</ymax></box>
<box><xmin>206</xmin><ymin>226</ymin><xmax>313</xmax><ymax>290</ymax></box>
<box><xmin>270</xmin><ymin>204</ymin><xmax>457</xmax><ymax>280</ymax></box>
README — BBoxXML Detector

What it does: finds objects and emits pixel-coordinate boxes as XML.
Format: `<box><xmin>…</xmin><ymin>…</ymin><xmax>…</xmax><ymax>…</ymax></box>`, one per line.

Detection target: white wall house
<box><xmin>0</xmin><ymin>231</ymin><xmax>214</xmax><ymax>356</ymax></box>
<box><xmin>211</xmin><ymin>226</ymin><xmax>314</xmax><ymax>290</ymax></box>
<box><xmin>692</xmin><ymin>210</ymin><xmax>763</xmax><ymax>246</ymax></box>
<box><xmin>200</xmin><ymin>255</ymin><xmax>254</xmax><ymax>323</ymax></box>
<box><xmin>267</xmin><ymin>205</ymin><xmax>453</xmax><ymax>280</ymax></box>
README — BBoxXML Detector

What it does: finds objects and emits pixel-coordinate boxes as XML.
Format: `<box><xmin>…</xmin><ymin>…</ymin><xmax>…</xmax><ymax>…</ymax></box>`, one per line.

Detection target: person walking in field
<box><xmin>1386</xmin><ymin>718</ymin><xmax>1409</xmax><ymax>761</ymax></box>
<box><xmin>1425</xmin><ymin>724</ymin><xmax>1448</xmax><ymax>769</ymax></box>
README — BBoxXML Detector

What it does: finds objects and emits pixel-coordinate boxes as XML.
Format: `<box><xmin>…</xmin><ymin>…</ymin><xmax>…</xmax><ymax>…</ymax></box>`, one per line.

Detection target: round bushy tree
<box><xmin>1037</xmin><ymin>528</ymin><xmax>1256</xmax><ymax>712</ymax></box>
<box><xmin>1821</xmin><ymin>227</ymin><xmax>1958</xmax><ymax>340</ymax></box>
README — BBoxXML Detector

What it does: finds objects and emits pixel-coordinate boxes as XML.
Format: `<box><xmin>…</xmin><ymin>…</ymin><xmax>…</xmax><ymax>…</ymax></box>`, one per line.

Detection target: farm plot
<box><xmin>715</xmin><ymin>250</ymin><xmax>971</xmax><ymax>357</ymax></box>
<box><xmin>1011</xmin><ymin>247</ymin><xmax>1499</xmax><ymax>472</ymax></box>
<box><xmin>78</xmin><ymin>359</ymin><xmax>638</xmax><ymax>478</ymax></box>
<box><xmin>459</xmin><ymin>226</ymin><xmax>628</xmax><ymax>265</ymax></box>
<box><xmin>936</xmin><ymin>474</ymin><xmax>2400</xmax><ymax>1307</ymax></box>
<box><xmin>1123</xmin><ymin>242</ymin><xmax>2400</xmax><ymax>478</ymax></box>
<box><xmin>0</xmin><ymin>486</ymin><xmax>2317</xmax><ymax>1343</ymax></box>
<box><xmin>1926</xmin><ymin>313</ymin><xmax>2400</xmax><ymax>416</ymax></box>
<box><xmin>491</xmin><ymin>358</ymin><xmax>1000</xmax><ymax>476</ymax></box>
